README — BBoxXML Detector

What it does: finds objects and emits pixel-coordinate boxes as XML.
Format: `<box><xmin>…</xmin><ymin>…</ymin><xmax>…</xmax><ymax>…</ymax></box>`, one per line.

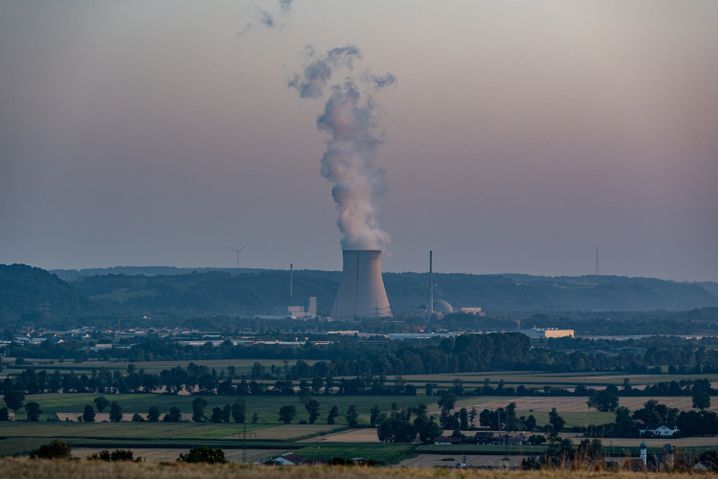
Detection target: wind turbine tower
<box><xmin>227</xmin><ymin>243</ymin><xmax>248</xmax><ymax>268</ymax></box>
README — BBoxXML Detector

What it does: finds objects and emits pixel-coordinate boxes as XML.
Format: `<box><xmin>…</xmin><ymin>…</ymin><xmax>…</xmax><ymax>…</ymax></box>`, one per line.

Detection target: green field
<box><xmin>293</xmin><ymin>443</ymin><xmax>415</xmax><ymax>464</ymax></box>
<box><xmin>2</xmin><ymin>358</ymin><xmax>313</xmax><ymax>376</ymax></box>
<box><xmin>11</xmin><ymin>393</ymin><xmax>433</xmax><ymax>425</ymax></box>
<box><xmin>0</xmin><ymin>421</ymin><xmax>338</xmax><ymax>440</ymax></box>
<box><xmin>384</xmin><ymin>371</ymin><xmax>718</xmax><ymax>387</ymax></box>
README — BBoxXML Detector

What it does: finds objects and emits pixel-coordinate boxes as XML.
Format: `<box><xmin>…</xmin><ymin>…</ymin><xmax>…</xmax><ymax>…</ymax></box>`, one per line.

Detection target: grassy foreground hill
<box><xmin>0</xmin><ymin>460</ymin><xmax>711</xmax><ymax>479</ymax></box>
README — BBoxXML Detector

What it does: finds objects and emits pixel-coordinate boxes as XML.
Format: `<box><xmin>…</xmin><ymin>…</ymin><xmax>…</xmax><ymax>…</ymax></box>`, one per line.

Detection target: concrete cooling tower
<box><xmin>331</xmin><ymin>250</ymin><xmax>392</xmax><ymax>320</ymax></box>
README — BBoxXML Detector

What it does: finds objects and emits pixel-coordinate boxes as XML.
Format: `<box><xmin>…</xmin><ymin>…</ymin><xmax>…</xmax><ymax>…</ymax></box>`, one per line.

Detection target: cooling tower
<box><xmin>331</xmin><ymin>249</ymin><xmax>392</xmax><ymax>320</ymax></box>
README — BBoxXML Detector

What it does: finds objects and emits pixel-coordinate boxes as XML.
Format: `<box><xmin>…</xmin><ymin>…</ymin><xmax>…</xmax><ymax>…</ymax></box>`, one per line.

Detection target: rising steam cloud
<box><xmin>289</xmin><ymin>45</ymin><xmax>396</xmax><ymax>251</ymax></box>
<box><xmin>240</xmin><ymin>0</ymin><xmax>294</xmax><ymax>34</ymax></box>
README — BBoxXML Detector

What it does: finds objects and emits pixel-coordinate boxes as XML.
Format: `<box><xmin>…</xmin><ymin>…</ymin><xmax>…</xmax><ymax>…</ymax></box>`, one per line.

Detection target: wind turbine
<box><xmin>227</xmin><ymin>243</ymin><xmax>248</xmax><ymax>268</ymax></box>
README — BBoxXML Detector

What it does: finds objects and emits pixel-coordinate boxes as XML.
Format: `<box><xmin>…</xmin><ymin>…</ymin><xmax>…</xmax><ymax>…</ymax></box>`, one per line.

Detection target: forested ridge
<box><xmin>1</xmin><ymin>264</ymin><xmax>717</xmax><ymax>327</ymax></box>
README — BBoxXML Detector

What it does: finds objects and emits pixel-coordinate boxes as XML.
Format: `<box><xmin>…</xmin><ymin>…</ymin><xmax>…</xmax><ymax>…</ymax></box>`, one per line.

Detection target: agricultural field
<box><xmin>15</xmin><ymin>393</ymin><xmax>432</xmax><ymax>424</ymax></box>
<box><xmin>70</xmin><ymin>447</ymin><xmax>288</xmax><ymax>463</ymax></box>
<box><xmin>400</xmin><ymin>454</ymin><xmax>526</xmax><ymax>468</ymax></box>
<box><xmin>384</xmin><ymin>371</ymin><xmax>718</xmax><ymax>388</ymax></box>
<box><xmin>448</xmin><ymin>395</ymin><xmax>718</xmax><ymax>429</ymax></box>
<box><xmin>1</xmin><ymin>358</ymin><xmax>311</xmax><ymax>376</ymax></box>
<box><xmin>5</xmin><ymin>368</ymin><xmax>718</xmax><ymax>466</ymax></box>
<box><xmin>0</xmin><ymin>422</ymin><xmax>338</xmax><ymax>441</ymax></box>
<box><xmin>301</xmin><ymin>428</ymin><xmax>379</xmax><ymax>443</ymax></box>
<box><xmin>453</xmin><ymin>396</ymin><xmax>718</xmax><ymax>414</ymax></box>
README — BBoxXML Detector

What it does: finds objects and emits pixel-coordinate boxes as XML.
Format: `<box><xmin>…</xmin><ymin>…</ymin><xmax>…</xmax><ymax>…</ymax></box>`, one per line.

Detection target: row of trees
<box><xmin>585</xmin><ymin>399</ymin><xmax>718</xmax><ymax>437</ymax></box>
<box><xmin>6</xmin><ymin>361</ymin><xmax>717</xmax><ymax>404</ymax></box>
<box><xmin>13</xmin><ymin>330</ymin><xmax>718</xmax><ymax>375</ymax></box>
<box><xmin>586</xmin><ymin>379</ymin><xmax>711</xmax><ymax>413</ymax></box>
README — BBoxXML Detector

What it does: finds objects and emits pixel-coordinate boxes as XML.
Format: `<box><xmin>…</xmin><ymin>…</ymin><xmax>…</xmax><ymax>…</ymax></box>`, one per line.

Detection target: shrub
<box><xmin>88</xmin><ymin>449</ymin><xmax>139</xmax><ymax>462</ymax></box>
<box><xmin>30</xmin><ymin>440</ymin><xmax>72</xmax><ymax>459</ymax></box>
<box><xmin>177</xmin><ymin>447</ymin><xmax>227</xmax><ymax>464</ymax></box>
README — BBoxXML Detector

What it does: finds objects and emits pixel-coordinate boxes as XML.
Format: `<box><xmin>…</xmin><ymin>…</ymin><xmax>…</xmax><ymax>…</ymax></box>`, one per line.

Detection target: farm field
<box><xmin>18</xmin><ymin>393</ymin><xmax>431</xmax><ymax>424</ymax></box>
<box><xmin>454</xmin><ymin>396</ymin><xmax>718</xmax><ymax>414</ymax></box>
<box><xmin>0</xmin><ymin>422</ymin><xmax>339</xmax><ymax>441</ymax></box>
<box><xmin>71</xmin><ymin>447</ymin><xmax>288</xmax><ymax>463</ymax></box>
<box><xmin>301</xmin><ymin>428</ymin><xmax>379</xmax><ymax>443</ymax></box>
<box><xmin>566</xmin><ymin>436</ymin><xmax>718</xmax><ymax>449</ymax></box>
<box><xmin>400</xmin><ymin>454</ymin><xmax>526</xmax><ymax>468</ymax></box>
<box><xmin>2</xmin><ymin>358</ymin><xmax>313</xmax><ymax>376</ymax></box>
<box><xmin>384</xmin><ymin>371</ymin><xmax>718</xmax><ymax>387</ymax></box>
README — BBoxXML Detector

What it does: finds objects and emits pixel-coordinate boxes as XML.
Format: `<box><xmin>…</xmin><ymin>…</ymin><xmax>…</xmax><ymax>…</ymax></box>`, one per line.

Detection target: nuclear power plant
<box><xmin>331</xmin><ymin>250</ymin><xmax>392</xmax><ymax>320</ymax></box>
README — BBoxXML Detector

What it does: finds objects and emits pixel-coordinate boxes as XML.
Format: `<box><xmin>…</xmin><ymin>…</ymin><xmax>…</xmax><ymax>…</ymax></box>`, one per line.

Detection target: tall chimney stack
<box><xmin>427</xmin><ymin>250</ymin><xmax>433</xmax><ymax>320</ymax></box>
<box><xmin>331</xmin><ymin>250</ymin><xmax>392</xmax><ymax>320</ymax></box>
<box><xmin>289</xmin><ymin>263</ymin><xmax>294</xmax><ymax>304</ymax></box>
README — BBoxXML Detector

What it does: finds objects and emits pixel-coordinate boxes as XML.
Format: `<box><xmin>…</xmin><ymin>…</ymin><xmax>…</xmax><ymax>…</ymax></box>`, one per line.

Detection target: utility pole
<box><xmin>594</xmin><ymin>246</ymin><xmax>599</xmax><ymax>275</ymax></box>
<box><xmin>240</xmin><ymin>422</ymin><xmax>256</xmax><ymax>464</ymax></box>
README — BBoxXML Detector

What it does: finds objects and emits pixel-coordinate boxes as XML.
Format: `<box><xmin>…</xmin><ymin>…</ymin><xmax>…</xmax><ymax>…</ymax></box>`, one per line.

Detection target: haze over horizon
<box><xmin>1</xmin><ymin>1</ymin><xmax>717</xmax><ymax>282</ymax></box>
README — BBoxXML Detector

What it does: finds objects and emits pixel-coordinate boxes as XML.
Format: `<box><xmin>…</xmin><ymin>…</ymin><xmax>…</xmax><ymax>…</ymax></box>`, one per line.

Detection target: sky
<box><xmin>1</xmin><ymin>0</ymin><xmax>717</xmax><ymax>281</ymax></box>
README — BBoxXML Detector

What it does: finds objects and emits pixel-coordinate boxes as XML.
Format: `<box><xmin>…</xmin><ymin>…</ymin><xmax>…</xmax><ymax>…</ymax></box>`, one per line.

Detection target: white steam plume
<box><xmin>289</xmin><ymin>45</ymin><xmax>396</xmax><ymax>251</ymax></box>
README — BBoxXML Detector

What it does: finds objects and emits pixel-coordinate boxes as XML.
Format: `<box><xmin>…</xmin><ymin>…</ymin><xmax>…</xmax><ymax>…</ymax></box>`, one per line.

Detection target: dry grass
<box><xmin>1</xmin><ymin>459</ymin><xmax>717</xmax><ymax>479</ymax></box>
<box><xmin>70</xmin><ymin>448</ymin><xmax>286</xmax><ymax>463</ymax></box>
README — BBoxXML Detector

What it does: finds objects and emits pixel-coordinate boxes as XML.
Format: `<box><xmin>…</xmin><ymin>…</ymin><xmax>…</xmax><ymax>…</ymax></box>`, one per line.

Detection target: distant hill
<box><xmin>384</xmin><ymin>273</ymin><xmax>718</xmax><ymax>312</ymax></box>
<box><xmin>0</xmin><ymin>264</ymin><xmax>89</xmax><ymax>325</ymax></box>
<box><xmin>699</xmin><ymin>281</ymin><xmax>718</xmax><ymax>298</ymax></box>
<box><xmin>1</xmin><ymin>264</ymin><xmax>717</xmax><ymax>328</ymax></box>
<box><xmin>52</xmin><ymin>266</ymin><xmax>268</xmax><ymax>281</ymax></box>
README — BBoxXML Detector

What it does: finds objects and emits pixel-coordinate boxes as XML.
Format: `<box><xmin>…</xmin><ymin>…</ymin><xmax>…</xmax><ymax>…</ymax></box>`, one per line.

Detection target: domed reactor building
<box><xmin>330</xmin><ymin>250</ymin><xmax>392</xmax><ymax>320</ymax></box>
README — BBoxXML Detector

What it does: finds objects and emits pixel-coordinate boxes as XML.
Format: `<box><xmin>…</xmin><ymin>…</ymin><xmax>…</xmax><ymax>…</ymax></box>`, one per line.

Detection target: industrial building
<box><xmin>519</xmin><ymin>327</ymin><xmax>575</xmax><ymax>339</ymax></box>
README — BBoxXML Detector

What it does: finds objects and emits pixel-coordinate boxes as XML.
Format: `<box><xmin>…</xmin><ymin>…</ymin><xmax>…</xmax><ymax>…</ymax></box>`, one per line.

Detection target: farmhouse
<box><xmin>473</xmin><ymin>431</ymin><xmax>527</xmax><ymax>446</ymax></box>
<box><xmin>434</xmin><ymin>435</ymin><xmax>463</xmax><ymax>446</ymax></box>
<box><xmin>266</xmin><ymin>452</ymin><xmax>309</xmax><ymax>466</ymax></box>
<box><xmin>639</xmin><ymin>425</ymin><xmax>679</xmax><ymax>438</ymax></box>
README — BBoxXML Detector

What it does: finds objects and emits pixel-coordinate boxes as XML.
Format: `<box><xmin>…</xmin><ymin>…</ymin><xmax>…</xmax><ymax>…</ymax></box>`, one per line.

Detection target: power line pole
<box><xmin>594</xmin><ymin>246</ymin><xmax>599</xmax><ymax>276</ymax></box>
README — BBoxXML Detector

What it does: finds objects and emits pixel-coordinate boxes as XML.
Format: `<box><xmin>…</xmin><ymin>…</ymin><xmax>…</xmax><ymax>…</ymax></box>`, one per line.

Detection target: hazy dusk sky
<box><xmin>1</xmin><ymin>1</ymin><xmax>717</xmax><ymax>280</ymax></box>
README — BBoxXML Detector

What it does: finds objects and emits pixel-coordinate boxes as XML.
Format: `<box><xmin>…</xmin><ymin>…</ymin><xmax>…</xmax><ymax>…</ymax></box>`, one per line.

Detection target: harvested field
<box><xmin>249</xmin><ymin>425</ymin><xmax>340</xmax><ymax>440</ymax></box>
<box><xmin>400</xmin><ymin>454</ymin><xmax>526</xmax><ymax>468</ymax></box>
<box><xmin>566</xmin><ymin>436</ymin><xmax>718</xmax><ymax>448</ymax></box>
<box><xmin>456</xmin><ymin>396</ymin><xmax>718</xmax><ymax>414</ymax></box>
<box><xmin>301</xmin><ymin>428</ymin><xmax>379</xmax><ymax>443</ymax></box>
<box><xmin>71</xmin><ymin>447</ymin><xmax>286</xmax><ymax>463</ymax></box>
